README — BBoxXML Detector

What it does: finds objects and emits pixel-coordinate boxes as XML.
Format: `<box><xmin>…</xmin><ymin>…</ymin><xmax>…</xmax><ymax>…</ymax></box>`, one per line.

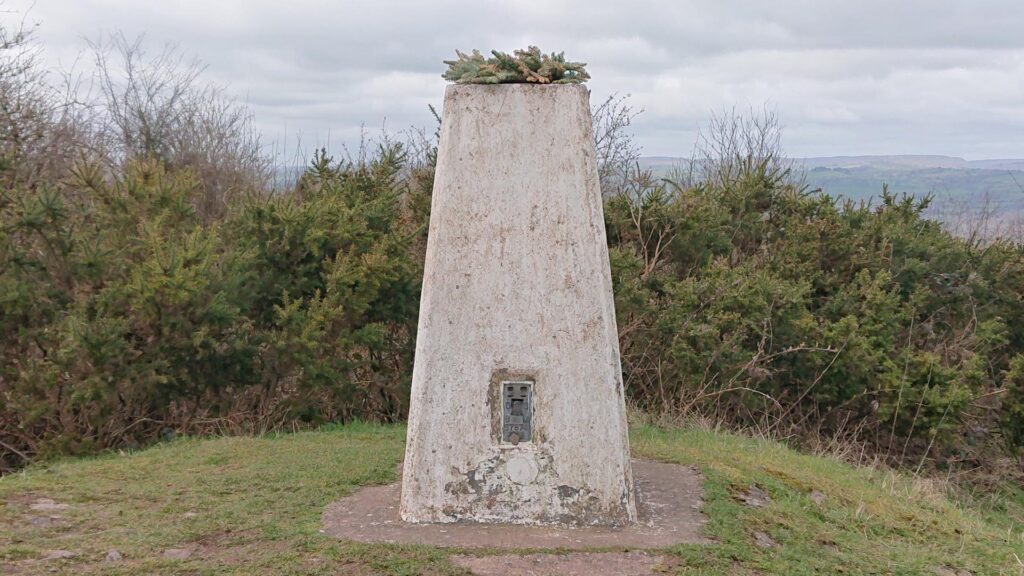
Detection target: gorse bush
<box><xmin>0</xmin><ymin>148</ymin><xmax>424</xmax><ymax>470</ymax></box>
<box><xmin>4</xmin><ymin>139</ymin><xmax>1024</xmax><ymax>474</ymax></box>
<box><xmin>607</xmin><ymin>166</ymin><xmax>1024</xmax><ymax>469</ymax></box>
<box><xmin>2</xmin><ymin>25</ymin><xmax>1023</xmax><ymax>478</ymax></box>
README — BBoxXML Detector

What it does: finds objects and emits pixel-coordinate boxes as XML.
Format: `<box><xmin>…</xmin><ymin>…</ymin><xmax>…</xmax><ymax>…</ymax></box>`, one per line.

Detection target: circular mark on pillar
<box><xmin>506</xmin><ymin>456</ymin><xmax>539</xmax><ymax>485</ymax></box>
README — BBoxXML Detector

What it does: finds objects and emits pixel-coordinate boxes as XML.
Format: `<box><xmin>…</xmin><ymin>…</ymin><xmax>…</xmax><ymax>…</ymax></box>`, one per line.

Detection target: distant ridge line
<box><xmin>640</xmin><ymin>155</ymin><xmax>1024</xmax><ymax>171</ymax></box>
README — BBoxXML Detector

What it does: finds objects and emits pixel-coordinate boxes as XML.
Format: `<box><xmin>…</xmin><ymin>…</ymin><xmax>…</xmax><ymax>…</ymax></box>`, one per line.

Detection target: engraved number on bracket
<box><xmin>501</xmin><ymin>381</ymin><xmax>533</xmax><ymax>445</ymax></box>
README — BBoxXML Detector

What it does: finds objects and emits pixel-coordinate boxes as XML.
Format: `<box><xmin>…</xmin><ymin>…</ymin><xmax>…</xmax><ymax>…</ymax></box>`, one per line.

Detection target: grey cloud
<box><xmin>6</xmin><ymin>0</ymin><xmax>1024</xmax><ymax>159</ymax></box>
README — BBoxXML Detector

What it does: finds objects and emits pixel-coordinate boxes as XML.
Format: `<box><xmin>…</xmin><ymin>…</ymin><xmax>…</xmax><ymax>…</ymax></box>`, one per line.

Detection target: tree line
<box><xmin>2</xmin><ymin>26</ymin><xmax>1023</xmax><ymax>480</ymax></box>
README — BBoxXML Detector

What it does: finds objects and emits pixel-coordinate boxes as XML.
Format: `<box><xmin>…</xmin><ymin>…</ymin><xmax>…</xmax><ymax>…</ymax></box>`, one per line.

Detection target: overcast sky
<box><xmin>5</xmin><ymin>0</ymin><xmax>1024</xmax><ymax>160</ymax></box>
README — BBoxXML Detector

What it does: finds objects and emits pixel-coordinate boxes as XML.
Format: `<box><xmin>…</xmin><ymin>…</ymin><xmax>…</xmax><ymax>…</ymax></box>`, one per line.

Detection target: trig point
<box><xmin>400</xmin><ymin>82</ymin><xmax>638</xmax><ymax>526</ymax></box>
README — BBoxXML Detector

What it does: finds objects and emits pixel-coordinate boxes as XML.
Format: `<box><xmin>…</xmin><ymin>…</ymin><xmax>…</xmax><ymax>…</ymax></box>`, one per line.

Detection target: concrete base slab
<box><xmin>451</xmin><ymin>551</ymin><xmax>665</xmax><ymax>576</ymax></box>
<box><xmin>321</xmin><ymin>460</ymin><xmax>709</xmax><ymax>550</ymax></box>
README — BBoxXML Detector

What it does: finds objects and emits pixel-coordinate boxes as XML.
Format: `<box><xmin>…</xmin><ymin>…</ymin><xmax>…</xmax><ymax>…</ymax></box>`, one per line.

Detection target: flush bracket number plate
<box><xmin>501</xmin><ymin>380</ymin><xmax>533</xmax><ymax>445</ymax></box>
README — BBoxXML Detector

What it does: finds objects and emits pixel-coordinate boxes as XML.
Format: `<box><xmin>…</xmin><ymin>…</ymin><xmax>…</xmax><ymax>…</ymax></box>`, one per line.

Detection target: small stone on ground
<box><xmin>104</xmin><ymin>549</ymin><xmax>123</xmax><ymax>562</ymax></box>
<box><xmin>738</xmin><ymin>485</ymin><xmax>772</xmax><ymax>508</ymax></box>
<box><xmin>42</xmin><ymin>550</ymin><xmax>76</xmax><ymax>560</ymax></box>
<box><xmin>451</xmin><ymin>552</ymin><xmax>663</xmax><ymax>576</ymax></box>
<box><xmin>753</xmin><ymin>530</ymin><xmax>777</xmax><ymax>548</ymax></box>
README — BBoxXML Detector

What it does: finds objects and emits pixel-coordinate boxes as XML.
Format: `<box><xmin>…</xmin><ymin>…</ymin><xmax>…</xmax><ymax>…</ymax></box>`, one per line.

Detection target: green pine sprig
<box><xmin>442</xmin><ymin>46</ymin><xmax>590</xmax><ymax>85</ymax></box>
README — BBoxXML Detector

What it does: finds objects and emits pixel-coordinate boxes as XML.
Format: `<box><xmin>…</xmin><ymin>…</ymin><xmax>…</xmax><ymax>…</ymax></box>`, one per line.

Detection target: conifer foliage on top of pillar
<box><xmin>400</xmin><ymin>81</ymin><xmax>637</xmax><ymax>526</ymax></box>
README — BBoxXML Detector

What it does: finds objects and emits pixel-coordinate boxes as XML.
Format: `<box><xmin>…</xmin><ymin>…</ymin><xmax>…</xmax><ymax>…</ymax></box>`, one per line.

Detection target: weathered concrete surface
<box><xmin>323</xmin><ymin>460</ymin><xmax>709</xmax><ymax>549</ymax></box>
<box><xmin>450</xmin><ymin>552</ymin><xmax>665</xmax><ymax>576</ymax></box>
<box><xmin>401</xmin><ymin>83</ymin><xmax>636</xmax><ymax>525</ymax></box>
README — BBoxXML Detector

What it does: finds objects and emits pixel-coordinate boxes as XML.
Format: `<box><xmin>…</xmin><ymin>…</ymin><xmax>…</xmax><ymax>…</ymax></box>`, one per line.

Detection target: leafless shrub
<box><xmin>404</xmin><ymin>105</ymin><xmax>441</xmax><ymax>171</ymax></box>
<box><xmin>930</xmin><ymin>191</ymin><xmax>1024</xmax><ymax>246</ymax></box>
<box><xmin>0</xmin><ymin>16</ymin><xmax>86</xmax><ymax>190</ymax></box>
<box><xmin>90</xmin><ymin>33</ymin><xmax>269</xmax><ymax>220</ymax></box>
<box><xmin>593</xmin><ymin>93</ymin><xmax>642</xmax><ymax>196</ymax></box>
<box><xmin>693</xmin><ymin>106</ymin><xmax>801</xmax><ymax>191</ymax></box>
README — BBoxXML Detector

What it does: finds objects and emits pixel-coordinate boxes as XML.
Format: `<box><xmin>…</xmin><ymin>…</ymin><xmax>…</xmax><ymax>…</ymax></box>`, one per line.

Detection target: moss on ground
<box><xmin>0</xmin><ymin>423</ymin><xmax>1020</xmax><ymax>575</ymax></box>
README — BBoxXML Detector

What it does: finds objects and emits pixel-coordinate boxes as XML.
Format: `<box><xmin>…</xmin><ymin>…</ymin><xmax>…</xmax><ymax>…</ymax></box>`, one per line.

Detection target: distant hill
<box><xmin>639</xmin><ymin>155</ymin><xmax>1024</xmax><ymax>236</ymax></box>
<box><xmin>800</xmin><ymin>155</ymin><xmax>960</xmax><ymax>169</ymax></box>
<box><xmin>797</xmin><ymin>155</ymin><xmax>1024</xmax><ymax>172</ymax></box>
<box><xmin>642</xmin><ymin>154</ymin><xmax>1024</xmax><ymax>180</ymax></box>
<box><xmin>641</xmin><ymin>154</ymin><xmax>1024</xmax><ymax>208</ymax></box>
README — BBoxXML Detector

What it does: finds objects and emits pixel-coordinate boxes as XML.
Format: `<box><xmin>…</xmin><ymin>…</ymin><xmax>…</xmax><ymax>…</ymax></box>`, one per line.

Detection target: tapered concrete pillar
<box><xmin>401</xmin><ymin>83</ymin><xmax>636</xmax><ymax>526</ymax></box>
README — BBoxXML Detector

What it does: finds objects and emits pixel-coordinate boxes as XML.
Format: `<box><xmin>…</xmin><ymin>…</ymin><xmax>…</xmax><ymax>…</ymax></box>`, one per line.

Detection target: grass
<box><xmin>1</xmin><ymin>423</ymin><xmax>1021</xmax><ymax>575</ymax></box>
<box><xmin>632</xmin><ymin>426</ymin><xmax>1023</xmax><ymax>575</ymax></box>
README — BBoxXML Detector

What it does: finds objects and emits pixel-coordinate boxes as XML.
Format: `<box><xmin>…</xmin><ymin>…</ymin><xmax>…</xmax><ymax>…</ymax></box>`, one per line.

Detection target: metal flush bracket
<box><xmin>501</xmin><ymin>380</ymin><xmax>533</xmax><ymax>445</ymax></box>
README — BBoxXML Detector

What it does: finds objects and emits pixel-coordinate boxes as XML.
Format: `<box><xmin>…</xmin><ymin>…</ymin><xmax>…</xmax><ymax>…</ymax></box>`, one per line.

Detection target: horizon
<box><xmin>642</xmin><ymin>153</ymin><xmax>1024</xmax><ymax>162</ymax></box>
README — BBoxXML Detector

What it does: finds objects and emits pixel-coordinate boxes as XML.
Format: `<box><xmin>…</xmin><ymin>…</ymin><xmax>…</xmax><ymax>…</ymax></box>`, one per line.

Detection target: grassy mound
<box><xmin>0</xmin><ymin>424</ymin><xmax>1020</xmax><ymax>575</ymax></box>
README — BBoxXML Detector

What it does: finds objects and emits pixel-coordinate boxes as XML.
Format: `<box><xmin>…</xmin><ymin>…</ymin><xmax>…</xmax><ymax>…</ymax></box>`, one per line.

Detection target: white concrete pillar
<box><xmin>400</xmin><ymin>83</ymin><xmax>637</xmax><ymax>526</ymax></box>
